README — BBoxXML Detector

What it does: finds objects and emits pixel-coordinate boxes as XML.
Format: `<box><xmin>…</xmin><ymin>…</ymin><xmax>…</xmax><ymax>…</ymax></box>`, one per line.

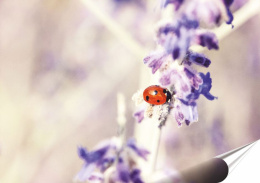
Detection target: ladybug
<box><xmin>143</xmin><ymin>85</ymin><xmax>171</xmax><ymax>105</ymax></box>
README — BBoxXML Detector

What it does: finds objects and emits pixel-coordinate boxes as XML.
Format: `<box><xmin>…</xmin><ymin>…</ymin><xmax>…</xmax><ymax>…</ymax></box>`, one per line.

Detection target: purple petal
<box><xmin>130</xmin><ymin>169</ymin><xmax>144</xmax><ymax>183</ymax></box>
<box><xmin>172</xmin><ymin>47</ymin><xmax>180</xmax><ymax>60</ymax></box>
<box><xmin>149</xmin><ymin>59</ymin><xmax>163</xmax><ymax>74</ymax></box>
<box><xmin>185</xmin><ymin>120</ymin><xmax>190</xmax><ymax>126</ymax></box>
<box><xmin>183</xmin><ymin>68</ymin><xmax>195</xmax><ymax>79</ymax></box>
<box><xmin>183</xmin><ymin>67</ymin><xmax>202</xmax><ymax>90</ymax></box>
<box><xmin>223</xmin><ymin>0</ymin><xmax>234</xmax><ymax>25</ymax></box>
<box><xmin>173</xmin><ymin>101</ymin><xmax>199</xmax><ymax>126</ymax></box>
<box><xmin>180</xmin><ymin>15</ymin><xmax>199</xmax><ymax>30</ymax></box>
<box><xmin>127</xmin><ymin>138</ymin><xmax>150</xmax><ymax>160</ymax></box>
<box><xmin>159</xmin><ymin>71</ymin><xmax>172</xmax><ymax>86</ymax></box>
<box><xmin>78</xmin><ymin>145</ymin><xmax>110</xmax><ymax>164</ymax></box>
<box><xmin>186</xmin><ymin>72</ymin><xmax>217</xmax><ymax>101</ymax></box>
<box><xmin>99</xmin><ymin>157</ymin><xmax>115</xmax><ymax>172</ymax></box>
<box><xmin>133</xmin><ymin>109</ymin><xmax>145</xmax><ymax>123</ymax></box>
<box><xmin>225</xmin><ymin>7</ymin><xmax>234</xmax><ymax>25</ymax></box>
<box><xmin>117</xmin><ymin>160</ymin><xmax>130</xmax><ymax>183</ymax></box>
<box><xmin>223</xmin><ymin>0</ymin><xmax>234</xmax><ymax>7</ymax></box>
<box><xmin>143</xmin><ymin>52</ymin><xmax>166</xmax><ymax>74</ymax></box>
<box><xmin>175</xmin><ymin>111</ymin><xmax>184</xmax><ymax>126</ymax></box>
<box><xmin>78</xmin><ymin>146</ymin><xmax>88</xmax><ymax>160</ymax></box>
<box><xmin>75</xmin><ymin>164</ymin><xmax>96</xmax><ymax>182</ymax></box>
<box><xmin>157</xmin><ymin>24</ymin><xmax>177</xmax><ymax>36</ymax></box>
<box><xmin>198</xmin><ymin>32</ymin><xmax>219</xmax><ymax>50</ymax></box>
<box><xmin>162</xmin><ymin>0</ymin><xmax>184</xmax><ymax>10</ymax></box>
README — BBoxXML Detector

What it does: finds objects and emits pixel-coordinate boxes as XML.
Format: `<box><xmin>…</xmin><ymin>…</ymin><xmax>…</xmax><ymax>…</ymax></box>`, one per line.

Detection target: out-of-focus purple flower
<box><xmin>76</xmin><ymin>142</ymin><xmax>115</xmax><ymax>182</ymax></box>
<box><xmin>209</xmin><ymin>118</ymin><xmax>228</xmax><ymax>154</ymax></box>
<box><xmin>162</xmin><ymin>0</ymin><xmax>234</xmax><ymax>26</ymax></box>
<box><xmin>127</xmin><ymin>138</ymin><xmax>150</xmax><ymax>160</ymax></box>
<box><xmin>133</xmin><ymin>109</ymin><xmax>145</xmax><ymax>123</ymax></box>
<box><xmin>117</xmin><ymin>161</ymin><xmax>144</xmax><ymax>183</ymax></box>
<box><xmin>117</xmin><ymin>160</ymin><xmax>131</xmax><ymax>182</ymax></box>
<box><xmin>186</xmin><ymin>72</ymin><xmax>217</xmax><ymax>101</ymax></box>
<box><xmin>193</xmin><ymin>31</ymin><xmax>219</xmax><ymax>50</ymax></box>
<box><xmin>65</xmin><ymin>66</ymin><xmax>88</xmax><ymax>81</ymax></box>
<box><xmin>184</xmin><ymin>1</ymin><xmax>223</xmax><ymax>25</ymax></box>
<box><xmin>184</xmin><ymin>52</ymin><xmax>211</xmax><ymax>68</ymax></box>
<box><xmin>76</xmin><ymin>138</ymin><xmax>149</xmax><ymax>182</ymax></box>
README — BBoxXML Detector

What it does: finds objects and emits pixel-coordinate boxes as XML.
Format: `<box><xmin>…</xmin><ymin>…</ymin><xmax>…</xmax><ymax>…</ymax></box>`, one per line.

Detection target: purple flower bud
<box><xmin>196</xmin><ymin>32</ymin><xmax>219</xmax><ymax>50</ymax></box>
<box><xmin>185</xmin><ymin>52</ymin><xmax>211</xmax><ymax>68</ymax></box>
<box><xmin>172</xmin><ymin>47</ymin><xmax>180</xmax><ymax>60</ymax></box>
<box><xmin>185</xmin><ymin>120</ymin><xmax>190</xmax><ymax>126</ymax></box>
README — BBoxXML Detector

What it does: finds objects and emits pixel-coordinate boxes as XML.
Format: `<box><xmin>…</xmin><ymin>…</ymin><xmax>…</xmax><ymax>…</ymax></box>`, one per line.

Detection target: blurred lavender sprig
<box><xmin>75</xmin><ymin>138</ymin><xmax>149</xmax><ymax>182</ymax></box>
<box><xmin>133</xmin><ymin>0</ymin><xmax>234</xmax><ymax>127</ymax></box>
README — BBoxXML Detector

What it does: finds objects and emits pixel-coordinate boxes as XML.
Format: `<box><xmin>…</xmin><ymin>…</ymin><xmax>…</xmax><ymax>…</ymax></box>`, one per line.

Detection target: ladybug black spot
<box><xmin>157</xmin><ymin>100</ymin><xmax>160</xmax><ymax>103</ymax></box>
<box><xmin>154</xmin><ymin>90</ymin><xmax>158</xmax><ymax>95</ymax></box>
<box><xmin>146</xmin><ymin>96</ymin><xmax>149</xmax><ymax>101</ymax></box>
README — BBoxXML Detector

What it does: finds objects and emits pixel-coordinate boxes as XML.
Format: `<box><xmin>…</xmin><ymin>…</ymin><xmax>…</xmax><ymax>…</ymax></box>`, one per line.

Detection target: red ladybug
<box><xmin>143</xmin><ymin>85</ymin><xmax>171</xmax><ymax>105</ymax></box>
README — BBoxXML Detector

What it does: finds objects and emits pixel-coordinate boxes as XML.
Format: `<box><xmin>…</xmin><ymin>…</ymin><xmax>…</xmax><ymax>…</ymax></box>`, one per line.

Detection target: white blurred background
<box><xmin>0</xmin><ymin>0</ymin><xmax>259</xmax><ymax>182</ymax></box>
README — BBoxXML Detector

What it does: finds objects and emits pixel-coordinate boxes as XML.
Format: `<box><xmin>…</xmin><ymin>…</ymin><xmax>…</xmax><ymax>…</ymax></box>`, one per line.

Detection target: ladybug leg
<box><xmin>166</xmin><ymin>91</ymin><xmax>172</xmax><ymax>102</ymax></box>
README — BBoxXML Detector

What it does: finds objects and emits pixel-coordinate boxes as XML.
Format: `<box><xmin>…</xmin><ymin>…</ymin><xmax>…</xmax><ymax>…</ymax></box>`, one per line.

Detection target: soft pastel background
<box><xmin>0</xmin><ymin>0</ymin><xmax>259</xmax><ymax>182</ymax></box>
